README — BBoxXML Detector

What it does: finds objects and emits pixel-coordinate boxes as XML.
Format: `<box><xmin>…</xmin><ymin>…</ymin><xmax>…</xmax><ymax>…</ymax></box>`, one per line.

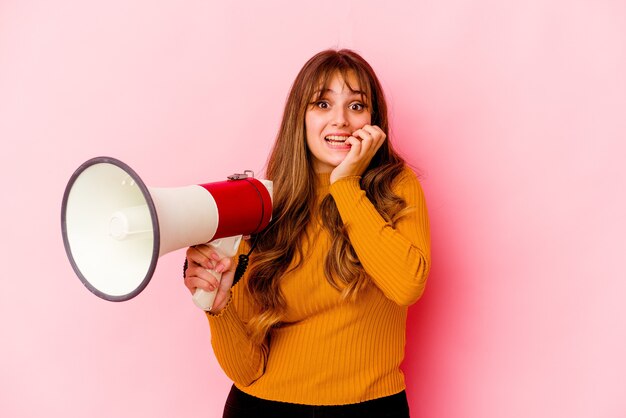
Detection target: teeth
<box><xmin>325</xmin><ymin>135</ymin><xmax>348</xmax><ymax>142</ymax></box>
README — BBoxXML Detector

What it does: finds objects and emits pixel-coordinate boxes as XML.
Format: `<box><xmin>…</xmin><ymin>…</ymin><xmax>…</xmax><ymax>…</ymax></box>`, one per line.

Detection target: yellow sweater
<box><xmin>206</xmin><ymin>167</ymin><xmax>430</xmax><ymax>405</ymax></box>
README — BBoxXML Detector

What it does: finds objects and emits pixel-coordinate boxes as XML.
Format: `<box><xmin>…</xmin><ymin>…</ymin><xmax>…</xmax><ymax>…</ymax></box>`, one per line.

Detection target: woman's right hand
<box><xmin>183</xmin><ymin>244</ymin><xmax>235</xmax><ymax>313</ymax></box>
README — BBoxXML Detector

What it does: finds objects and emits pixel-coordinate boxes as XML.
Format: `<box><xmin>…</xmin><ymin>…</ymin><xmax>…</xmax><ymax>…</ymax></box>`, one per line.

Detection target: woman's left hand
<box><xmin>330</xmin><ymin>124</ymin><xmax>386</xmax><ymax>184</ymax></box>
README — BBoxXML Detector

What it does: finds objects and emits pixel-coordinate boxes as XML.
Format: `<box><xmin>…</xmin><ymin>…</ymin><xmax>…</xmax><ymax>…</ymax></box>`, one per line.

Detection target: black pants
<box><xmin>223</xmin><ymin>385</ymin><xmax>410</xmax><ymax>418</ymax></box>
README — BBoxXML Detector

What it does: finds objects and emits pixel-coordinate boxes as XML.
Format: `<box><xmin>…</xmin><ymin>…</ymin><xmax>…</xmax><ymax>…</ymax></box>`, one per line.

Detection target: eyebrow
<box><xmin>316</xmin><ymin>88</ymin><xmax>367</xmax><ymax>97</ymax></box>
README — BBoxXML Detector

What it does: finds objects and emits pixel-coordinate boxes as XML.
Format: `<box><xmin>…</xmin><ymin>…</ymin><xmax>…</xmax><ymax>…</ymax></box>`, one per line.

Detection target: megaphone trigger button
<box><xmin>227</xmin><ymin>170</ymin><xmax>254</xmax><ymax>180</ymax></box>
<box><xmin>227</xmin><ymin>173</ymin><xmax>246</xmax><ymax>180</ymax></box>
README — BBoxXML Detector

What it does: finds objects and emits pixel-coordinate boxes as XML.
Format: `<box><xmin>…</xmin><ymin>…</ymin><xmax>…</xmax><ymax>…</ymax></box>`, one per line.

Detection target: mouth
<box><xmin>324</xmin><ymin>134</ymin><xmax>351</xmax><ymax>148</ymax></box>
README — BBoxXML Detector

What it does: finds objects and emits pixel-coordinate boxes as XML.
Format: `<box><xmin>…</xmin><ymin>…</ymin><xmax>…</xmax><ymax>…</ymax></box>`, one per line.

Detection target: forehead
<box><xmin>314</xmin><ymin>70</ymin><xmax>369</xmax><ymax>97</ymax></box>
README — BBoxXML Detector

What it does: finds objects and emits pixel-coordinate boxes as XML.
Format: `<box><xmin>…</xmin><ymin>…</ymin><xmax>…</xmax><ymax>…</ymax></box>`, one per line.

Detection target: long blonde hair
<box><xmin>246</xmin><ymin>49</ymin><xmax>407</xmax><ymax>343</ymax></box>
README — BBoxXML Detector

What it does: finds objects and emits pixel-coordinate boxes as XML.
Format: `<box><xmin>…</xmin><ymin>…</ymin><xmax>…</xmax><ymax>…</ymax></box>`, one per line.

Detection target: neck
<box><xmin>315</xmin><ymin>171</ymin><xmax>331</xmax><ymax>185</ymax></box>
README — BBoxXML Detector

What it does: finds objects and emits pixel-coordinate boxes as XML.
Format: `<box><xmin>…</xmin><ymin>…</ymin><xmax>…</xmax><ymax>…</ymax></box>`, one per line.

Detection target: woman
<box><xmin>184</xmin><ymin>49</ymin><xmax>430</xmax><ymax>417</ymax></box>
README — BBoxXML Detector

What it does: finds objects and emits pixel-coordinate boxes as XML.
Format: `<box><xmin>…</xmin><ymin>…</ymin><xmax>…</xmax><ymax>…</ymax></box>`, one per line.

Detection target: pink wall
<box><xmin>2</xmin><ymin>1</ymin><xmax>625</xmax><ymax>417</ymax></box>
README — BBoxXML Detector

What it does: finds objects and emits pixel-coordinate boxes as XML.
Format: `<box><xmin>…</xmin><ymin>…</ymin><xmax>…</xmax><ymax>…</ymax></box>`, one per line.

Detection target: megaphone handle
<box><xmin>191</xmin><ymin>235</ymin><xmax>243</xmax><ymax>311</ymax></box>
<box><xmin>192</xmin><ymin>280</ymin><xmax>219</xmax><ymax>311</ymax></box>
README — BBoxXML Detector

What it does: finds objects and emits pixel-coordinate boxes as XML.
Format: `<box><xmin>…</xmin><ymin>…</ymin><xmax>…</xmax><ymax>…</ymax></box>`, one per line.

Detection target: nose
<box><xmin>331</xmin><ymin>106</ymin><xmax>348</xmax><ymax>127</ymax></box>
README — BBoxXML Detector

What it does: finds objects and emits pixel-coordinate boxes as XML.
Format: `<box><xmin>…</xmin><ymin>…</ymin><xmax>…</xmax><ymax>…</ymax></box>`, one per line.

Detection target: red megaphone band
<box><xmin>200</xmin><ymin>177</ymin><xmax>272</xmax><ymax>240</ymax></box>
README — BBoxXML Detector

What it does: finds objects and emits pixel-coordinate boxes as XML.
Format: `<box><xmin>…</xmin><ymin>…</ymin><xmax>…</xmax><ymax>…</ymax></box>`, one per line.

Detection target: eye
<box><xmin>315</xmin><ymin>100</ymin><xmax>330</xmax><ymax>109</ymax></box>
<box><xmin>349</xmin><ymin>102</ymin><xmax>366</xmax><ymax>111</ymax></box>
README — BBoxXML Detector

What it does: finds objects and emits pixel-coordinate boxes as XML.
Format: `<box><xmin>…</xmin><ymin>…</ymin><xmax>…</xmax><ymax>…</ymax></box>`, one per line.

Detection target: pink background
<box><xmin>1</xmin><ymin>1</ymin><xmax>625</xmax><ymax>417</ymax></box>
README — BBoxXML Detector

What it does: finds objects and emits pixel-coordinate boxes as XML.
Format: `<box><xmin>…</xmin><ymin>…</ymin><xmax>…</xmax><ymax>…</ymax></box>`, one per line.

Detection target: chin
<box><xmin>327</xmin><ymin>158</ymin><xmax>346</xmax><ymax>168</ymax></box>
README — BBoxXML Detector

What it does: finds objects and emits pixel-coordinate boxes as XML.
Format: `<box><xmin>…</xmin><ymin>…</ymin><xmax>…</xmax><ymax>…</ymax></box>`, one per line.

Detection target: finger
<box><xmin>359</xmin><ymin>125</ymin><xmax>385</xmax><ymax>142</ymax></box>
<box><xmin>187</xmin><ymin>276</ymin><xmax>218</xmax><ymax>293</ymax></box>
<box><xmin>352</xmin><ymin>127</ymin><xmax>372</xmax><ymax>140</ymax></box>
<box><xmin>357</xmin><ymin>126</ymin><xmax>385</xmax><ymax>154</ymax></box>
<box><xmin>360</xmin><ymin>124</ymin><xmax>383</xmax><ymax>135</ymax></box>
<box><xmin>350</xmin><ymin>130</ymin><xmax>374</xmax><ymax>157</ymax></box>
<box><xmin>184</xmin><ymin>274</ymin><xmax>218</xmax><ymax>293</ymax></box>
<box><xmin>344</xmin><ymin>135</ymin><xmax>362</xmax><ymax>158</ymax></box>
<box><xmin>196</xmin><ymin>244</ymin><xmax>226</xmax><ymax>268</ymax></box>
<box><xmin>361</xmin><ymin>124</ymin><xmax>383</xmax><ymax>135</ymax></box>
<box><xmin>352</xmin><ymin>127</ymin><xmax>375</xmax><ymax>145</ymax></box>
<box><xmin>184</xmin><ymin>274</ymin><xmax>207</xmax><ymax>294</ymax></box>
<box><xmin>185</xmin><ymin>265</ymin><xmax>221</xmax><ymax>291</ymax></box>
<box><xmin>186</xmin><ymin>246</ymin><xmax>215</xmax><ymax>269</ymax></box>
<box><xmin>201</xmin><ymin>244</ymin><xmax>234</xmax><ymax>272</ymax></box>
<box><xmin>214</xmin><ymin>256</ymin><xmax>232</xmax><ymax>274</ymax></box>
<box><xmin>187</xmin><ymin>245</ymin><xmax>233</xmax><ymax>272</ymax></box>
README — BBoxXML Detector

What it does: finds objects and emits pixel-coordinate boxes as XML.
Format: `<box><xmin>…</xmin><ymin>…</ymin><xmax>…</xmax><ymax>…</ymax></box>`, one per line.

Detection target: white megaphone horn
<box><xmin>61</xmin><ymin>157</ymin><xmax>272</xmax><ymax>311</ymax></box>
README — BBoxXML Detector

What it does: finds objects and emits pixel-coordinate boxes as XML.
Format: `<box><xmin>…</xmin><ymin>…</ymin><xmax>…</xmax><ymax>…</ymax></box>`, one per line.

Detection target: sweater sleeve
<box><xmin>329</xmin><ymin>167</ymin><xmax>431</xmax><ymax>306</ymax></box>
<box><xmin>205</xmin><ymin>246</ymin><xmax>269</xmax><ymax>386</ymax></box>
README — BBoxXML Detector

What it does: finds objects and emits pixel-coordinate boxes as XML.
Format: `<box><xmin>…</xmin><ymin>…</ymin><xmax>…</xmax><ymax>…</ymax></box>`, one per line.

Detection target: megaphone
<box><xmin>61</xmin><ymin>156</ymin><xmax>272</xmax><ymax>310</ymax></box>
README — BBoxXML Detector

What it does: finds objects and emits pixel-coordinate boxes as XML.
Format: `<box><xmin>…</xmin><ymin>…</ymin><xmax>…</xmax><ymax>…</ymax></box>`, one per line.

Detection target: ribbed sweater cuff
<box><xmin>205</xmin><ymin>291</ymin><xmax>233</xmax><ymax>318</ymax></box>
<box><xmin>206</xmin><ymin>291</ymin><xmax>246</xmax><ymax>337</ymax></box>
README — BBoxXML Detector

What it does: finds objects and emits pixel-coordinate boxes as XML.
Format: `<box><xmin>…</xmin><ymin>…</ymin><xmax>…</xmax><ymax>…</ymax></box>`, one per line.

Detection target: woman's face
<box><xmin>304</xmin><ymin>71</ymin><xmax>372</xmax><ymax>173</ymax></box>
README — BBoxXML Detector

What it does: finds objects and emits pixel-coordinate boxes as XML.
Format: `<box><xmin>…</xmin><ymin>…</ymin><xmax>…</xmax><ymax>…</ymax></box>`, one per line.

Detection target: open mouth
<box><xmin>325</xmin><ymin>134</ymin><xmax>350</xmax><ymax>146</ymax></box>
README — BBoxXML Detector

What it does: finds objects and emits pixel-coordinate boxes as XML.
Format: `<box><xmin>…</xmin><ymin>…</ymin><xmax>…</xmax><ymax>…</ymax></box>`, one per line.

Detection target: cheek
<box><xmin>304</xmin><ymin>112</ymin><xmax>316</xmax><ymax>136</ymax></box>
<box><xmin>305</xmin><ymin>112</ymin><xmax>324</xmax><ymax>130</ymax></box>
<box><xmin>304</xmin><ymin>116</ymin><xmax>318</xmax><ymax>150</ymax></box>
<box><xmin>354</xmin><ymin>113</ymin><xmax>372</xmax><ymax>127</ymax></box>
